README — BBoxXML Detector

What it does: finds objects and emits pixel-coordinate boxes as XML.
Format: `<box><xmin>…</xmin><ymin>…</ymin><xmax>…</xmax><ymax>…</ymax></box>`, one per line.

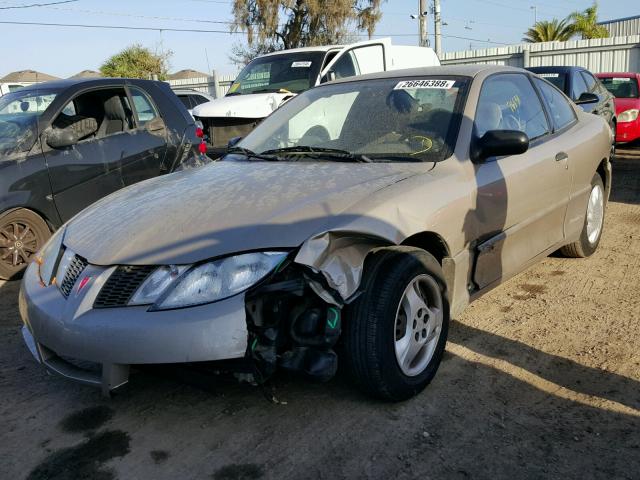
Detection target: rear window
<box><xmin>599</xmin><ymin>77</ymin><xmax>639</xmax><ymax>99</ymax></box>
<box><xmin>534</xmin><ymin>72</ymin><xmax>566</xmax><ymax>93</ymax></box>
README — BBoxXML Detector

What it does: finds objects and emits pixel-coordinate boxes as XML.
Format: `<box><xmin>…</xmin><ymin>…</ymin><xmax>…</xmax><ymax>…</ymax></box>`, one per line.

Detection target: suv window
<box><xmin>581</xmin><ymin>72</ymin><xmax>598</xmax><ymax>93</ymax></box>
<box><xmin>534</xmin><ymin>78</ymin><xmax>577</xmax><ymax>131</ymax></box>
<box><xmin>130</xmin><ymin>87</ymin><xmax>159</xmax><ymax>126</ymax></box>
<box><xmin>192</xmin><ymin>95</ymin><xmax>210</xmax><ymax>106</ymax></box>
<box><xmin>571</xmin><ymin>72</ymin><xmax>589</xmax><ymax>100</ymax></box>
<box><xmin>177</xmin><ymin>95</ymin><xmax>192</xmax><ymax>109</ymax></box>
<box><xmin>332</xmin><ymin>51</ymin><xmax>358</xmax><ymax>79</ymax></box>
<box><xmin>475</xmin><ymin>73</ymin><xmax>550</xmax><ymax>140</ymax></box>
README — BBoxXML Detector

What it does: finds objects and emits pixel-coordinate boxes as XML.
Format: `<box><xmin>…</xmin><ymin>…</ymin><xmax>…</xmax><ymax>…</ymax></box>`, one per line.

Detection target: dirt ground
<box><xmin>1</xmin><ymin>148</ymin><xmax>639</xmax><ymax>480</ymax></box>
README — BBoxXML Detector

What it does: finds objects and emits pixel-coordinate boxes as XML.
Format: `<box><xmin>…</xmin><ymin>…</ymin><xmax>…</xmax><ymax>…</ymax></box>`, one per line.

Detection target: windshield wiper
<box><xmin>261</xmin><ymin>146</ymin><xmax>373</xmax><ymax>163</ymax></box>
<box><xmin>227</xmin><ymin>146</ymin><xmax>282</xmax><ymax>161</ymax></box>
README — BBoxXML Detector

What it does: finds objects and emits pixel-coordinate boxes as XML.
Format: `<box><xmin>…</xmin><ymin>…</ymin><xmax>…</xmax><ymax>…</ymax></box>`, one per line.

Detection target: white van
<box><xmin>193</xmin><ymin>38</ymin><xmax>440</xmax><ymax>153</ymax></box>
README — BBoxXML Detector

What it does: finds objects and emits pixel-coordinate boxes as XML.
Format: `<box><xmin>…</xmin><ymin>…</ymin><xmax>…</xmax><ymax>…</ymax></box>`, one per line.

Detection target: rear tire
<box><xmin>343</xmin><ymin>248</ymin><xmax>449</xmax><ymax>401</ymax></box>
<box><xmin>560</xmin><ymin>173</ymin><xmax>605</xmax><ymax>258</ymax></box>
<box><xmin>0</xmin><ymin>209</ymin><xmax>51</xmax><ymax>280</ymax></box>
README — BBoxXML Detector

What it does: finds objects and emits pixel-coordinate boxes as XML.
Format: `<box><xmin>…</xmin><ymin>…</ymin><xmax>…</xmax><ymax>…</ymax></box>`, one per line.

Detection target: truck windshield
<box><xmin>226</xmin><ymin>51</ymin><xmax>326</xmax><ymax>95</ymax></box>
<box><xmin>0</xmin><ymin>88</ymin><xmax>59</xmax><ymax>157</ymax></box>
<box><xmin>236</xmin><ymin>77</ymin><xmax>469</xmax><ymax>163</ymax></box>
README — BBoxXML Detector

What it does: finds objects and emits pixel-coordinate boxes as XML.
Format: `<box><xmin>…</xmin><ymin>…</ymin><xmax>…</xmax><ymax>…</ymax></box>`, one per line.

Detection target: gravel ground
<box><xmin>1</xmin><ymin>148</ymin><xmax>639</xmax><ymax>480</ymax></box>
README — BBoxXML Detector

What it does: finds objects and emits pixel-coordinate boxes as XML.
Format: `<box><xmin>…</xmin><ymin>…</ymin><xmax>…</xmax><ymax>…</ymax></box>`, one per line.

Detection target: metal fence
<box><xmin>440</xmin><ymin>35</ymin><xmax>640</xmax><ymax>73</ymax></box>
<box><xmin>166</xmin><ymin>71</ymin><xmax>236</xmax><ymax>98</ymax></box>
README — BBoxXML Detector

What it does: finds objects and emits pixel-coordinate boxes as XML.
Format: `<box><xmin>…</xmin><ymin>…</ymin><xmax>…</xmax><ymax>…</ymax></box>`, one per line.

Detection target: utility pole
<box><xmin>433</xmin><ymin>0</ymin><xmax>442</xmax><ymax>57</ymax></box>
<box><xmin>530</xmin><ymin>5</ymin><xmax>537</xmax><ymax>24</ymax></box>
<box><xmin>419</xmin><ymin>0</ymin><xmax>428</xmax><ymax>47</ymax></box>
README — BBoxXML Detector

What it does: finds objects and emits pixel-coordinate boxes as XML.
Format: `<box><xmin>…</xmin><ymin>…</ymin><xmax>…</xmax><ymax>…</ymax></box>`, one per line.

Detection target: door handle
<box><xmin>555</xmin><ymin>152</ymin><xmax>569</xmax><ymax>162</ymax></box>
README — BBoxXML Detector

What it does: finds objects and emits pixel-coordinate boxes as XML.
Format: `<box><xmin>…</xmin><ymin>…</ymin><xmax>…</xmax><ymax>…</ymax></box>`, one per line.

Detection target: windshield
<box><xmin>0</xmin><ymin>88</ymin><xmax>58</xmax><ymax>157</ymax></box>
<box><xmin>226</xmin><ymin>51</ymin><xmax>326</xmax><ymax>95</ymax></box>
<box><xmin>535</xmin><ymin>72</ymin><xmax>567</xmax><ymax>93</ymax></box>
<box><xmin>236</xmin><ymin>76</ymin><xmax>469</xmax><ymax>163</ymax></box>
<box><xmin>599</xmin><ymin>77</ymin><xmax>639</xmax><ymax>99</ymax></box>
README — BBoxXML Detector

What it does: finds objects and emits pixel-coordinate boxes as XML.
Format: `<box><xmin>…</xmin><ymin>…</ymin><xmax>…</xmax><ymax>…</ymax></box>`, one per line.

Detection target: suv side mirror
<box><xmin>227</xmin><ymin>136</ymin><xmax>242</xmax><ymax>151</ymax></box>
<box><xmin>471</xmin><ymin>130</ymin><xmax>529</xmax><ymax>163</ymax></box>
<box><xmin>575</xmin><ymin>92</ymin><xmax>599</xmax><ymax>105</ymax></box>
<box><xmin>45</xmin><ymin>127</ymin><xmax>77</xmax><ymax>149</ymax></box>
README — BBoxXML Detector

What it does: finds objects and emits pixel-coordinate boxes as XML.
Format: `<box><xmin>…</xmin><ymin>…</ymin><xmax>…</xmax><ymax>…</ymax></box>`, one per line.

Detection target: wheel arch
<box><xmin>401</xmin><ymin>231</ymin><xmax>451</xmax><ymax>265</ymax></box>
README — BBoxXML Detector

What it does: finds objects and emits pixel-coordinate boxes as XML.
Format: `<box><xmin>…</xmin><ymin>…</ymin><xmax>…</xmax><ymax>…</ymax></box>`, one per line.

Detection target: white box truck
<box><xmin>193</xmin><ymin>38</ymin><xmax>440</xmax><ymax>153</ymax></box>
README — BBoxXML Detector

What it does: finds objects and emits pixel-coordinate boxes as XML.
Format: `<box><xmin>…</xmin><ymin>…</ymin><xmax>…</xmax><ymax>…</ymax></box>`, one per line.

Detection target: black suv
<box><xmin>526</xmin><ymin>66</ymin><xmax>616</xmax><ymax>133</ymax></box>
<box><xmin>0</xmin><ymin>78</ymin><xmax>208</xmax><ymax>279</ymax></box>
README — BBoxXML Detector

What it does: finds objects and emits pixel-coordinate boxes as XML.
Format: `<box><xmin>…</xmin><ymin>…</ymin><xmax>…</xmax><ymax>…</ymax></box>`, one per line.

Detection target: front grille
<box><xmin>59</xmin><ymin>255</ymin><xmax>88</xmax><ymax>298</ymax></box>
<box><xmin>94</xmin><ymin>265</ymin><xmax>156</xmax><ymax>308</ymax></box>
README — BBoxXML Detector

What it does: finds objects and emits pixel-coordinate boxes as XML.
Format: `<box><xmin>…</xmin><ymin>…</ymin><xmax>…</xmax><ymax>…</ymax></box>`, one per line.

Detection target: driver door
<box><xmin>319</xmin><ymin>38</ymin><xmax>391</xmax><ymax>84</ymax></box>
<box><xmin>472</xmin><ymin>73</ymin><xmax>571</xmax><ymax>289</ymax></box>
<box><xmin>43</xmin><ymin>86</ymin><xmax>133</xmax><ymax>222</ymax></box>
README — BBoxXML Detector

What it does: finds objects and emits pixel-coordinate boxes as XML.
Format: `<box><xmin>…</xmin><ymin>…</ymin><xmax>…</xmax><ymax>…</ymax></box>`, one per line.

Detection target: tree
<box><xmin>568</xmin><ymin>3</ymin><xmax>609</xmax><ymax>39</ymax></box>
<box><xmin>523</xmin><ymin>19</ymin><xmax>574</xmax><ymax>43</ymax></box>
<box><xmin>231</xmin><ymin>0</ymin><xmax>383</xmax><ymax>51</ymax></box>
<box><xmin>100</xmin><ymin>44</ymin><xmax>172</xmax><ymax>80</ymax></box>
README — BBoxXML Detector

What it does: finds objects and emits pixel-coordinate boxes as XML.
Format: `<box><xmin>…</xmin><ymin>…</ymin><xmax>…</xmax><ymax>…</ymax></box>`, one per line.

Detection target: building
<box><xmin>69</xmin><ymin>70</ymin><xmax>102</xmax><ymax>79</ymax></box>
<box><xmin>0</xmin><ymin>69</ymin><xmax>59</xmax><ymax>95</ymax></box>
<box><xmin>167</xmin><ymin>69</ymin><xmax>209</xmax><ymax>81</ymax></box>
<box><xmin>599</xmin><ymin>15</ymin><xmax>640</xmax><ymax>38</ymax></box>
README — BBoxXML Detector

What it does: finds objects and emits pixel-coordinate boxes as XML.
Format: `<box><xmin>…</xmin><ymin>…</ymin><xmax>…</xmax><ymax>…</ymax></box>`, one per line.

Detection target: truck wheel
<box><xmin>0</xmin><ymin>209</ymin><xmax>51</xmax><ymax>280</ymax></box>
<box><xmin>561</xmin><ymin>173</ymin><xmax>605</xmax><ymax>258</ymax></box>
<box><xmin>343</xmin><ymin>248</ymin><xmax>449</xmax><ymax>401</ymax></box>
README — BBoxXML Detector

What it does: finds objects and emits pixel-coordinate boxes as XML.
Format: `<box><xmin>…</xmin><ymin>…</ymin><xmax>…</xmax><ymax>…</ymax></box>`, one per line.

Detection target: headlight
<box><xmin>618</xmin><ymin>109</ymin><xmax>639</xmax><ymax>123</ymax></box>
<box><xmin>129</xmin><ymin>265</ymin><xmax>189</xmax><ymax>306</ymax></box>
<box><xmin>129</xmin><ymin>252</ymin><xmax>287</xmax><ymax>311</ymax></box>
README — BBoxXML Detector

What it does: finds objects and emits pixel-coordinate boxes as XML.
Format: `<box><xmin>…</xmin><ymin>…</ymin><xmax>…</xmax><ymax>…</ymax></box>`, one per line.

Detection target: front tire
<box><xmin>560</xmin><ymin>173</ymin><xmax>605</xmax><ymax>258</ymax></box>
<box><xmin>343</xmin><ymin>248</ymin><xmax>450</xmax><ymax>401</ymax></box>
<box><xmin>0</xmin><ymin>209</ymin><xmax>51</xmax><ymax>280</ymax></box>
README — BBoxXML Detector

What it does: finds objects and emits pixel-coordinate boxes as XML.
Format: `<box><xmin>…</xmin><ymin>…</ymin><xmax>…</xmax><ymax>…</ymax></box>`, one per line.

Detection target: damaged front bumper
<box><xmin>19</xmin><ymin>261</ymin><xmax>249</xmax><ymax>394</ymax></box>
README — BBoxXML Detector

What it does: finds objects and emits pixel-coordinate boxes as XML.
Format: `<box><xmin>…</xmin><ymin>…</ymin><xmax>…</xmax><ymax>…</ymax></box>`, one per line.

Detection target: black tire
<box><xmin>560</xmin><ymin>173</ymin><xmax>605</xmax><ymax>258</ymax></box>
<box><xmin>0</xmin><ymin>209</ymin><xmax>51</xmax><ymax>280</ymax></box>
<box><xmin>343</xmin><ymin>247</ymin><xmax>450</xmax><ymax>401</ymax></box>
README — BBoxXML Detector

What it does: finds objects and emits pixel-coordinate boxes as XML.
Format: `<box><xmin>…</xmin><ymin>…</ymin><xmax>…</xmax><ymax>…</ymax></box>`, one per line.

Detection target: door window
<box><xmin>192</xmin><ymin>95</ymin><xmax>210</xmax><ymax>106</ymax></box>
<box><xmin>332</xmin><ymin>52</ymin><xmax>358</xmax><ymax>79</ymax></box>
<box><xmin>534</xmin><ymin>78</ymin><xmax>577</xmax><ymax>131</ymax></box>
<box><xmin>51</xmin><ymin>87</ymin><xmax>133</xmax><ymax>144</ymax></box>
<box><xmin>475</xmin><ymin>74</ymin><xmax>550</xmax><ymax>140</ymax></box>
<box><xmin>129</xmin><ymin>87</ymin><xmax>159</xmax><ymax>126</ymax></box>
<box><xmin>581</xmin><ymin>72</ymin><xmax>598</xmax><ymax>93</ymax></box>
<box><xmin>571</xmin><ymin>73</ymin><xmax>589</xmax><ymax>101</ymax></box>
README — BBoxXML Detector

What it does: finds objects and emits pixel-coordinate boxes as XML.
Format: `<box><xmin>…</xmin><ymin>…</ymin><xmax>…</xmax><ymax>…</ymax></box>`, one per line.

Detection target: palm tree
<box><xmin>568</xmin><ymin>4</ymin><xmax>609</xmax><ymax>39</ymax></box>
<box><xmin>523</xmin><ymin>19</ymin><xmax>574</xmax><ymax>43</ymax></box>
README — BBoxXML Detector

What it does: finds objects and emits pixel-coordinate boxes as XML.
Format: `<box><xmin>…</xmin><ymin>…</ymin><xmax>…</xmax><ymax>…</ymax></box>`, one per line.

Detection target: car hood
<box><xmin>63</xmin><ymin>160</ymin><xmax>419</xmax><ymax>266</ymax></box>
<box><xmin>614</xmin><ymin>97</ymin><xmax>640</xmax><ymax>115</ymax></box>
<box><xmin>192</xmin><ymin>92</ymin><xmax>294</xmax><ymax>119</ymax></box>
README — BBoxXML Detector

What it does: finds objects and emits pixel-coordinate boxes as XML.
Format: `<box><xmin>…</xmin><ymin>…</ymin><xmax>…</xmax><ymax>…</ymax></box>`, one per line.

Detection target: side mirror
<box><xmin>471</xmin><ymin>130</ymin><xmax>529</xmax><ymax>163</ymax></box>
<box><xmin>321</xmin><ymin>70</ymin><xmax>337</xmax><ymax>83</ymax></box>
<box><xmin>45</xmin><ymin>127</ymin><xmax>77</xmax><ymax>149</ymax></box>
<box><xmin>575</xmin><ymin>92</ymin><xmax>599</xmax><ymax>105</ymax></box>
<box><xmin>227</xmin><ymin>136</ymin><xmax>242</xmax><ymax>151</ymax></box>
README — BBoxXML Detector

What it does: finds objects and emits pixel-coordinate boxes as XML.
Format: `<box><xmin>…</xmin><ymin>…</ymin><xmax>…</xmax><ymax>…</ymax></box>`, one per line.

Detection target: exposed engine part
<box><xmin>245</xmin><ymin>259</ymin><xmax>343</xmax><ymax>384</ymax></box>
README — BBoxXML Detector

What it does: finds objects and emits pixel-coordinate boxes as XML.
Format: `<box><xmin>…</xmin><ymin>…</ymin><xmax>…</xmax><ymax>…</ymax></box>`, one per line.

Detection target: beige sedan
<box><xmin>20</xmin><ymin>65</ymin><xmax>612</xmax><ymax>400</ymax></box>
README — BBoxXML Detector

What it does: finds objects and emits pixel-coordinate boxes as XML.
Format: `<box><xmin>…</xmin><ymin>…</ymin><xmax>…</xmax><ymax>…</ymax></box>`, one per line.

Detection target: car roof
<box><xmin>595</xmin><ymin>72</ymin><xmax>640</xmax><ymax>79</ymax></box>
<box><xmin>527</xmin><ymin>66</ymin><xmax>586</xmax><ymax>74</ymax></box>
<box><xmin>261</xmin><ymin>45</ymin><xmax>340</xmax><ymax>57</ymax></box>
<box><xmin>13</xmin><ymin>77</ymin><xmax>161</xmax><ymax>92</ymax></box>
<box><xmin>330</xmin><ymin>64</ymin><xmax>524</xmax><ymax>85</ymax></box>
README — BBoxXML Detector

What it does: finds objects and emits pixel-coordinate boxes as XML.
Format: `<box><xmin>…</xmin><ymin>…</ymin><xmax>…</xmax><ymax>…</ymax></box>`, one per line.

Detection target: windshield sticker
<box><xmin>539</xmin><ymin>73</ymin><xmax>560</xmax><ymax>78</ymax></box>
<box><xmin>228</xmin><ymin>83</ymin><xmax>239</xmax><ymax>93</ymax></box>
<box><xmin>394</xmin><ymin>79</ymin><xmax>455</xmax><ymax>90</ymax></box>
<box><xmin>291</xmin><ymin>61</ymin><xmax>312</xmax><ymax>68</ymax></box>
<box><xmin>611</xmin><ymin>78</ymin><xmax>631</xmax><ymax>82</ymax></box>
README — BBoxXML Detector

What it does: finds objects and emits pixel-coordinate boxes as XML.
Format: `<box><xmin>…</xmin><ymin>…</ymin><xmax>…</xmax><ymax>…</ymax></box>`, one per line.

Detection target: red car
<box><xmin>596</xmin><ymin>72</ymin><xmax>640</xmax><ymax>144</ymax></box>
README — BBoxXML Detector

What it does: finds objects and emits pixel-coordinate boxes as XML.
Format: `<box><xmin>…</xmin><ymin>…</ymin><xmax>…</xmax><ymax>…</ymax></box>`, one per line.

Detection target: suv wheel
<box><xmin>0</xmin><ymin>209</ymin><xmax>51</xmax><ymax>280</ymax></box>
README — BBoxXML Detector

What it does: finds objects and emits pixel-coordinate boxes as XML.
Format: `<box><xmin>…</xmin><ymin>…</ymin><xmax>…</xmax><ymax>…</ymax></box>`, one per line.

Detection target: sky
<box><xmin>0</xmin><ymin>0</ymin><xmax>637</xmax><ymax>79</ymax></box>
